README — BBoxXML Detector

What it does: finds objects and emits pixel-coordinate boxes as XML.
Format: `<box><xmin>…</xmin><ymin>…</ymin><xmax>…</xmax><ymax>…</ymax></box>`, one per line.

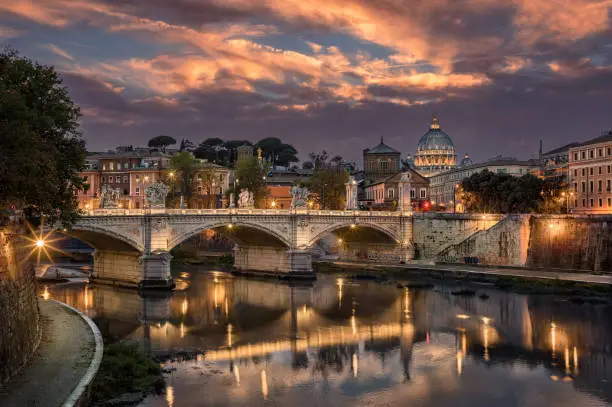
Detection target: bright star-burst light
<box><xmin>23</xmin><ymin>220</ymin><xmax>69</xmax><ymax>265</ymax></box>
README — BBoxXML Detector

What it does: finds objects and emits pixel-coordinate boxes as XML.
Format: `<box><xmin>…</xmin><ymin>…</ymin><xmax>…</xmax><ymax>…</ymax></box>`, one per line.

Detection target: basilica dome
<box><xmin>413</xmin><ymin>115</ymin><xmax>457</xmax><ymax>177</ymax></box>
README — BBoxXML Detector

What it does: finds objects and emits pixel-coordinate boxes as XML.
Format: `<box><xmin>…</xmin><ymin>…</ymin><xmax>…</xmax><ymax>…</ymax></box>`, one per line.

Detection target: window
<box><xmin>590</xmin><ymin>181</ymin><xmax>594</xmax><ymax>193</ymax></box>
<box><xmin>590</xmin><ymin>150</ymin><xmax>594</xmax><ymax>158</ymax></box>
<box><xmin>582</xmin><ymin>182</ymin><xmax>586</xmax><ymax>193</ymax></box>
<box><xmin>109</xmin><ymin>162</ymin><xmax>114</xmax><ymax>170</ymax></box>
<box><xmin>608</xmin><ymin>198</ymin><xmax>611</xmax><ymax>207</ymax></box>
<box><xmin>582</xmin><ymin>168</ymin><xmax>585</xmax><ymax>176</ymax></box>
<box><xmin>380</xmin><ymin>160</ymin><xmax>389</xmax><ymax>170</ymax></box>
<box><xmin>573</xmin><ymin>152</ymin><xmax>578</xmax><ymax>161</ymax></box>
<box><xmin>135</xmin><ymin>187</ymin><xmax>140</xmax><ymax>195</ymax></box>
<box><xmin>608</xmin><ymin>148</ymin><xmax>612</xmax><ymax>156</ymax></box>
<box><xmin>420</xmin><ymin>188</ymin><xmax>426</xmax><ymax>198</ymax></box>
<box><xmin>101</xmin><ymin>176</ymin><xmax>106</xmax><ymax>183</ymax></box>
<box><xmin>599</xmin><ymin>198</ymin><xmax>603</xmax><ymax>208</ymax></box>
<box><xmin>117</xmin><ymin>162</ymin><xmax>122</xmax><ymax>170</ymax></box>
<box><xmin>608</xmin><ymin>165</ymin><xmax>611</xmax><ymax>174</ymax></box>
<box><xmin>410</xmin><ymin>189</ymin><xmax>416</xmax><ymax>199</ymax></box>
<box><xmin>581</xmin><ymin>151</ymin><xmax>586</xmax><ymax>159</ymax></box>
<box><xmin>608</xmin><ymin>180</ymin><xmax>611</xmax><ymax>192</ymax></box>
<box><xmin>573</xmin><ymin>183</ymin><xmax>578</xmax><ymax>192</ymax></box>
<box><xmin>599</xmin><ymin>167</ymin><xmax>602</xmax><ymax>175</ymax></box>
<box><xmin>109</xmin><ymin>177</ymin><xmax>113</xmax><ymax>184</ymax></box>
<box><xmin>574</xmin><ymin>169</ymin><xmax>578</xmax><ymax>177</ymax></box>
<box><xmin>575</xmin><ymin>200</ymin><xmax>578</xmax><ymax>208</ymax></box>
<box><xmin>582</xmin><ymin>199</ymin><xmax>586</xmax><ymax>207</ymax></box>
<box><xmin>102</xmin><ymin>164</ymin><xmax>107</xmax><ymax>171</ymax></box>
<box><xmin>590</xmin><ymin>168</ymin><xmax>594</xmax><ymax>176</ymax></box>
<box><xmin>124</xmin><ymin>161</ymin><xmax>129</xmax><ymax>169</ymax></box>
<box><xmin>599</xmin><ymin>149</ymin><xmax>603</xmax><ymax>157</ymax></box>
<box><xmin>590</xmin><ymin>198</ymin><xmax>594</xmax><ymax>207</ymax></box>
<box><xmin>123</xmin><ymin>176</ymin><xmax>128</xmax><ymax>183</ymax></box>
<box><xmin>388</xmin><ymin>188</ymin><xmax>394</xmax><ymax>199</ymax></box>
<box><xmin>116</xmin><ymin>176</ymin><xmax>121</xmax><ymax>183</ymax></box>
<box><xmin>598</xmin><ymin>180</ymin><xmax>602</xmax><ymax>192</ymax></box>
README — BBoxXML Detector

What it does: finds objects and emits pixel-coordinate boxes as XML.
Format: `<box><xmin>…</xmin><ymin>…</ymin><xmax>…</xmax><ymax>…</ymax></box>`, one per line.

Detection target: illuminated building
<box><xmin>413</xmin><ymin>115</ymin><xmax>457</xmax><ymax>177</ymax></box>
<box><xmin>568</xmin><ymin>131</ymin><xmax>612</xmax><ymax>213</ymax></box>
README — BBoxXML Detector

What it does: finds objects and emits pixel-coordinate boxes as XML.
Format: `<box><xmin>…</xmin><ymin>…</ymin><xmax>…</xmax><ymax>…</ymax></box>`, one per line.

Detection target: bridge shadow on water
<box><xmin>41</xmin><ymin>265</ymin><xmax>612</xmax><ymax>407</ymax></box>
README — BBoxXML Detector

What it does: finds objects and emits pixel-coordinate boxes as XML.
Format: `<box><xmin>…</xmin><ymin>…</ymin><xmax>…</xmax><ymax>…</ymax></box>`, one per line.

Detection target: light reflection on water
<box><xmin>42</xmin><ymin>266</ymin><xmax>612</xmax><ymax>407</ymax></box>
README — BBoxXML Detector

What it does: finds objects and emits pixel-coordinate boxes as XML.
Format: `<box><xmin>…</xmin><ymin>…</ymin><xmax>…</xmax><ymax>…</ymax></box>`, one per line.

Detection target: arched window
<box><xmin>388</xmin><ymin>188</ymin><xmax>394</xmax><ymax>199</ymax></box>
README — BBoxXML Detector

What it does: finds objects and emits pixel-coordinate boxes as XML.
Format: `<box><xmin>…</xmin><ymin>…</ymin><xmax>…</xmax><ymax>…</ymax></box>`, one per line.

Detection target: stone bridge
<box><xmin>66</xmin><ymin>208</ymin><xmax>413</xmax><ymax>289</ymax></box>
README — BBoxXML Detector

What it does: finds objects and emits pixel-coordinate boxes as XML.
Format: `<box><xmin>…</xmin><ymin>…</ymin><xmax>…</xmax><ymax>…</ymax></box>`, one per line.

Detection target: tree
<box><xmin>148</xmin><ymin>135</ymin><xmax>176</xmax><ymax>152</ymax></box>
<box><xmin>460</xmin><ymin>170</ymin><xmax>545</xmax><ymax>213</ymax></box>
<box><xmin>234</xmin><ymin>157</ymin><xmax>271</xmax><ymax>207</ymax></box>
<box><xmin>0</xmin><ymin>49</ymin><xmax>86</xmax><ymax>227</ymax></box>
<box><xmin>179</xmin><ymin>138</ymin><xmax>195</xmax><ymax>152</ymax></box>
<box><xmin>168</xmin><ymin>152</ymin><xmax>200</xmax><ymax>207</ymax></box>
<box><xmin>194</xmin><ymin>137</ymin><xmax>225</xmax><ymax>164</ymax></box>
<box><xmin>255</xmin><ymin>137</ymin><xmax>299</xmax><ymax>168</ymax></box>
<box><xmin>304</xmin><ymin>151</ymin><xmax>348</xmax><ymax>209</ymax></box>
<box><xmin>302</xmin><ymin>161</ymin><xmax>314</xmax><ymax>170</ymax></box>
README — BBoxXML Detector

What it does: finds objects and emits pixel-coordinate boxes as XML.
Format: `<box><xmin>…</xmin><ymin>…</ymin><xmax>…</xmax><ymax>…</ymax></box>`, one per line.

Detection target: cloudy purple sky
<box><xmin>1</xmin><ymin>0</ymin><xmax>611</xmax><ymax>164</ymax></box>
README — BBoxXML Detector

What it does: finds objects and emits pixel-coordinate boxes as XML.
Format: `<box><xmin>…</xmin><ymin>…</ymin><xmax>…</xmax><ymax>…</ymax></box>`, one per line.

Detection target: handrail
<box><xmin>81</xmin><ymin>208</ymin><xmax>413</xmax><ymax>217</ymax></box>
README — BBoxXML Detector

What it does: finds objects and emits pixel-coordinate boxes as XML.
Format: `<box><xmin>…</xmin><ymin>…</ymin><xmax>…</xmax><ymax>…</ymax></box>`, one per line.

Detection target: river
<box><xmin>41</xmin><ymin>265</ymin><xmax>612</xmax><ymax>407</ymax></box>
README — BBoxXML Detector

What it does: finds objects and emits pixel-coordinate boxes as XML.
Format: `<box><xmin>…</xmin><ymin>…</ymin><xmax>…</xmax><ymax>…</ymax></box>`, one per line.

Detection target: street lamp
<box><xmin>271</xmin><ymin>200</ymin><xmax>277</xmax><ymax>208</ymax></box>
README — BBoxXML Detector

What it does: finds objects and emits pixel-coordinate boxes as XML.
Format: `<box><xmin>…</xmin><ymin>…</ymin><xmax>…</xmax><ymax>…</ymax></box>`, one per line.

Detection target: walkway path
<box><xmin>333</xmin><ymin>261</ymin><xmax>612</xmax><ymax>285</ymax></box>
<box><xmin>0</xmin><ymin>300</ymin><xmax>97</xmax><ymax>407</ymax></box>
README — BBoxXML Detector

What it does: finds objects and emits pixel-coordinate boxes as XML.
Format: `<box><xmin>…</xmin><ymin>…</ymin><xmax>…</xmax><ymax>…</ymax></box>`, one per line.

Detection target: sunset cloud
<box><xmin>3</xmin><ymin>0</ymin><xmax>612</xmax><ymax>161</ymax></box>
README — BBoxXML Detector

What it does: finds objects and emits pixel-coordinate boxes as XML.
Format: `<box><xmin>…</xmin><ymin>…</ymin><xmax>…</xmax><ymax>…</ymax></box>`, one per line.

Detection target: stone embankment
<box><xmin>0</xmin><ymin>229</ymin><xmax>41</xmax><ymax>385</ymax></box>
<box><xmin>430</xmin><ymin>214</ymin><xmax>611</xmax><ymax>272</ymax></box>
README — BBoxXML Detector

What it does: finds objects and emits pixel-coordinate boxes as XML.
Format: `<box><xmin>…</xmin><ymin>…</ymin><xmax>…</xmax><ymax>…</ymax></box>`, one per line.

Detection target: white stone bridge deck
<box><xmin>68</xmin><ymin>209</ymin><xmax>413</xmax><ymax>289</ymax></box>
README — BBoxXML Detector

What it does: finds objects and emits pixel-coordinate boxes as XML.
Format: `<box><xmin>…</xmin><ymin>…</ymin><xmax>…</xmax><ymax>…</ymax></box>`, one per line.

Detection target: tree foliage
<box><xmin>194</xmin><ymin>138</ymin><xmax>252</xmax><ymax>167</ymax></box>
<box><xmin>147</xmin><ymin>135</ymin><xmax>176</xmax><ymax>151</ymax></box>
<box><xmin>460</xmin><ymin>170</ymin><xmax>545</xmax><ymax>213</ymax></box>
<box><xmin>255</xmin><ymin>137</ymin><xmax>299</xmax><ymax>168</ymax></box>
<box><xmin>304</xmin><ymin>151</ymin><xmax>348</xmax><ymax>210</ymax></box>
<box><xmin>234</xmin><ymin>156</ymin><xmax>271</xmax><ymax>207</ymax></box>
<box><xmin>168</xmin><ymin>152</ymin><xmax>200</xmax><ymax>206</ymax></box>
<box><xmin>0</xmin><ymin>49</ymin><xmax>86</xmax><ymax>226</ymax></box>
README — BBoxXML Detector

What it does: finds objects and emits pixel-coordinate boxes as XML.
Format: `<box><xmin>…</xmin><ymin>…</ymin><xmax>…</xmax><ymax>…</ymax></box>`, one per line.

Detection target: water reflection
<box><xmin>42</xmin><ymin>267</ymin><xmax>612</xmax><ymax>407</ymax></box>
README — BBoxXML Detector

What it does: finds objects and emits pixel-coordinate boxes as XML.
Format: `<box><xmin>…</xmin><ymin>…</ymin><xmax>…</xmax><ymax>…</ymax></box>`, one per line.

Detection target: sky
<box><xmin>1</xmin><ymin>0</ymin><xmax>612</xmax><ymax>164</ymax></box>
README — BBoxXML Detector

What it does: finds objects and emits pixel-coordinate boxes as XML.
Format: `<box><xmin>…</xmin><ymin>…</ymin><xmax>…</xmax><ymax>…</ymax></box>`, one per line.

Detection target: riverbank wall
<box><xmin>0</xmin><ymin>229</ymin><xmax>41</xmax><ymax>385</ymax></box>
<box><xmin>428</xmin><ymin>214</ymin><xmax>612</xmax><ymax>272</ymax></box>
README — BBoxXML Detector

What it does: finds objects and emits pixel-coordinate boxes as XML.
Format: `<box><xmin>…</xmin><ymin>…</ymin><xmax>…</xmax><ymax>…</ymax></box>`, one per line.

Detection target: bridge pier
<box><xmin>91</xmin><ymin>250</ymin><xmax>174</xmax><ymax>289</ymax></box>
<box><xmin>233</xmin><ymin>246</ymin><xmax>313</xmax><ymax>276</ymax></box>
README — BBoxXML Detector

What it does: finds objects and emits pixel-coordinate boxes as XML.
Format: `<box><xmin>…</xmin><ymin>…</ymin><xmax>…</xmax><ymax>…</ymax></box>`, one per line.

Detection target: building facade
<box><xmin>77</xmin><ymin>148</ymin><xmax>230</xmax><ymax>209</ymax></box>
<box><xmin>568</xmin><ymin>132</ymin><xmax>612</xmax><ymax>213</ymax></box>
<box><xmin>413</xmin><ymin>115</ymin><xmax>456</xmax><ymax>177</ymax></box>
<box><xmin>364</xmin><ymin>168</ymin><xmax>429</xmax><ymax>211</ymax></box>
<box><xmin>363</xmin><ymin>138</ymin><xmax>401</xmax><ymax>182</ymax></box>
<box><xmin>429</xmin><ymin>157</ymin><xmax>538</xmax><ymax>212</ymax></box>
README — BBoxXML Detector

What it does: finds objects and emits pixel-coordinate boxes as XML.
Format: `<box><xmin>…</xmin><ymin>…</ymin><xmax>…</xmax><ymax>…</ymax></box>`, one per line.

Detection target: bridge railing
<box><xmin>82</xmin><ymin>208</ymin><xmax>412</xmax><ymax>217</ymax></box>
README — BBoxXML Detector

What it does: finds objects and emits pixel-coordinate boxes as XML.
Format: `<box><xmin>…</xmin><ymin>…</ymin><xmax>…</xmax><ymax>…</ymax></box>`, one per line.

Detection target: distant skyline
<box><xmin>2</xmin><ymin>0</ymin><xmax>611</xmax><ymax>164</ymax></box>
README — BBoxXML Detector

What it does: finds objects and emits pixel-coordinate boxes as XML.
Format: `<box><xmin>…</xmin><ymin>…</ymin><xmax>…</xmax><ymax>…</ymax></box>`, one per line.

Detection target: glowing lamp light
<box><xmin>36</xmin><ymin>239</ymin><xmax>45</xmax><ymax>248</ymax></box>
<box><xmin>456</xmin><ymin>314</ymin><xmax>470</xmax><ymax>320</ymax></box>
<box><xmin>271</xmin><ymin>201</ymin><xmax>277</xmax><ymax>208</ymax></box>
<box><xmin>337</xmin><ymin>238</ymin><xmax>343</xmax><ymax>243</ymax></box>
<box><xmin>549</xmin><ymin>223</ymin><xmax>554</xmax><ymax>229</ymax></box>
<box><xmin>350</xmin><ymin>224</ymin><xmax>356</xmax><ymax>229</ymax></box>
<box><xmin>228</xmin><ymin>223</ymin><xmax>233</xmax><ymax>229</ymax></box>
<box><xmin>481</xmin><ymin>316</ymin><xmax>491</xmax><ymax>325</ymax></box>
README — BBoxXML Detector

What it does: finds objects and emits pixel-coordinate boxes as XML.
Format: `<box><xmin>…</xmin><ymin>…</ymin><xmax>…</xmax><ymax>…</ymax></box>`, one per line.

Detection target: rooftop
<box><xmin>572</xmin><ymin>131</ymin><xmax>612</xmax><ymax>148</ymax></box>
<box><xmin>365</xmin><ymin>137</ymin><xmax>400</xmax><ymax>155</ymax></box>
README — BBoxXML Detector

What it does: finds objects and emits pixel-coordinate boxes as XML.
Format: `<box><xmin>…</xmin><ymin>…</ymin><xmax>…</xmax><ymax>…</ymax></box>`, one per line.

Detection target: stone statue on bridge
<box><xmin>290</xmin><ymin>186</ymin><xmax>309</xmax><ymax>209</ymax></box>
<box><xmin>100</xmin><ymin>185</ymin><xmax>121</xmax><ymax>208</ymax></box>
<box><xmin>238</xmin><ymin>189</ymin><xmax>254</xmax><ymax>208</ymax></box>
<box><xmin>145</xmin><ymin>182</ymin><xmax>169</xmax><ymax>208</ymax></box>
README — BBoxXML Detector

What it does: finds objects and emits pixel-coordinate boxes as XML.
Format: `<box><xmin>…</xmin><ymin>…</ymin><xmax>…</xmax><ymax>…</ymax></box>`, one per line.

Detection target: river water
<box><xmin>41</xmin><ymin>265</ymin><xmax>612</xmax><ymax>407</ymax></box>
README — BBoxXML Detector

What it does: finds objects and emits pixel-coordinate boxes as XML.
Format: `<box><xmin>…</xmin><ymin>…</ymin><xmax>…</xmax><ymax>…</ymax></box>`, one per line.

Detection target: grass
<box><xmin>91</xmin><ymin>342</ymin><xmax>164</xmax><ymax>403</ymax></box>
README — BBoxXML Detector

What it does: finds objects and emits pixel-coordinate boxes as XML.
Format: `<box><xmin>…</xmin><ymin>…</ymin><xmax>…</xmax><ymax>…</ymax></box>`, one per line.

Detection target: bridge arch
<box><xmin>168</xmin><ymin>220</ymin><xmax>292</xmax><ymax>251</ymax></box>
<box><xmin>308</xmin><ymin>221</ymin><xmax>398</xmax><ymax>249</ymax></box>
<box><xmin>64</xmin><ymin>224</ymin><xmax>144</xmax><ymax>252</ymax></box>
